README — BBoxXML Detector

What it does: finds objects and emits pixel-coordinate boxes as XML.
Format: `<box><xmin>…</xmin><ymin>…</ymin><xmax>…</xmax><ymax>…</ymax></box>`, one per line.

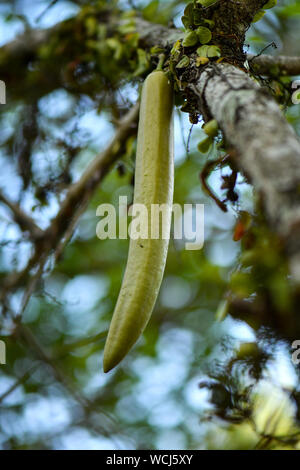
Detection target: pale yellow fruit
<box><xmin>103</xmin><ymin>71</ymin><xmax>174</xmax><ymax>372</ymax></box>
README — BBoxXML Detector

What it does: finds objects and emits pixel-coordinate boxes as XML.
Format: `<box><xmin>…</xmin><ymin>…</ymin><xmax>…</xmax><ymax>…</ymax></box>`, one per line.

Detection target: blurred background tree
<box><xmin>0</xmin><ymin>0</ymin><xmax>300</xmax><ymax>450</ymax></box>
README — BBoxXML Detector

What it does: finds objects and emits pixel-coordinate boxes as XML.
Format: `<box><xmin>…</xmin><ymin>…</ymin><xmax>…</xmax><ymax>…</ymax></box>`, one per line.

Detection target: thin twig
<box><xmin>1</xmin><ymin>104</ymin><xmax>139</xmax><ymax>316</ymax></box>
<box><xmin>0</xmin><ymin>191</ymin><xmax>44</xmax><ymax>239</ymax></box>
<box><xmin>16</xmin><ymin>324</ymin><xmax>128</xmax><ymax>447</ymax></box>
<box><xmin>0</xmin><ymin>363</ymin><xmax>39</xmax><ymax>404</ymax></box>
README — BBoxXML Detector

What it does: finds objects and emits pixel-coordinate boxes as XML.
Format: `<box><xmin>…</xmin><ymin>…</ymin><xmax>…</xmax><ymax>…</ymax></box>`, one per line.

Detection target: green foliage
<box><xmin>196</xmin><ymin>26</ymin><xmax>212</xmax><ymax>44</ymax></box>
<box><xmin>176</xmin><ymin>55</ymin><xmax>190</xmax><ymax>68</ymax></box>
<box><xmin>178</xmin><ymin>0</ymin><xmax>222</xmax><ymax>72</ymax></box>
<box><xmin>197</xmin><ymin>44</ymin><xmax>221</xmax><ymax>57</ymax></box>
<box><xmin>197</xmin><ymin>0</ymin><xmax>218</xmax><ymax>7</ymax></box>
<box><xmin>182</xmin><ymin>30</ymin><xmax>198</xmax><ymax>47</ymax></box>
<box><xmin>263</xmin><ymin>0</ymin><xmax>277</xmax><ymax>10</ymax></box>
<box><xmin>277</xmin><ymin>2</ymin><xmax>300</xmax><ymax>17</ymax></box>
<box><xmin>252</xmin><ymin>10</ymin><xmax>266</xmax><ymax>23</ymax></box>
<box><xmin>197</xmin><ymin>135</ymin><xmax>213</xmax><ymax>153</ymax></box>
<box><xmin>203</xmin><ymin>119</ymin><xmax>219</xmax><ymax>137</ymax></box>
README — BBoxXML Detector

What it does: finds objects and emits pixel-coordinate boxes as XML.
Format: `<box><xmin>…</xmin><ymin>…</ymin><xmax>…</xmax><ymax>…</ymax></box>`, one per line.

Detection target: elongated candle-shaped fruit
<box><xmin>103</xmin><ymin>71</ymin><xmax>174</xmax><ymax>372</ymax></box>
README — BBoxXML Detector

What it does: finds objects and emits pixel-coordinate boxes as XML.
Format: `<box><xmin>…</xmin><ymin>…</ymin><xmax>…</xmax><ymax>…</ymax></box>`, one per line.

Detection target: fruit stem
<box><xmin>156</xmin><ymin>54</ymin><xmax>166</xmax><ymax>71</ymax></box>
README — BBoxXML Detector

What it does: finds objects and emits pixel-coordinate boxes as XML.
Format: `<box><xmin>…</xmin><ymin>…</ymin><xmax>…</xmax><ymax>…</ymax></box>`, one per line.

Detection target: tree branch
<box><xmin>1</xmin><ymin>14</ymin><xmax>299</xmax><ymax>102</ymax></box>
<box><xmin>0</xmin><ymin>191</ymin><xmax>44</xmax><ymax>239</ymax></box>
<box><xmin>248</xmin><ymin>54</ymin><xmax>300</xmax><ymax>76</ymax></box>
<box><xmin>1</xmin><ymin>104</ymin><xmax>139</xmax><ymax>311</ymax></box>
<box><xmin>16</xmin><ymin>324</ymin><xmax>125</xmax><ymax>443</ymax></box>
<box><xmin>47</xmin><ymin>102</ymin><xmax>139</xmax><ymax>250</ymax></box>
<box><xmin>191</xmin><ymin>63</ymin><xmax>300</xmax><ymax>280</ymax></box>
<box><xmin>0</xmin><ymin>363</ymin><xmax>39</xmax><ymax>404</ymax></box>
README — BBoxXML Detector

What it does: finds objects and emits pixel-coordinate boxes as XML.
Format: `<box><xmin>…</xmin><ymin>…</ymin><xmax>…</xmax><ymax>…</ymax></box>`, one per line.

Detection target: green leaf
<box><xmin>215</xmin><ymin>300</ymin><xmax>229</xmax><ymax>322</ymax></box>
<box><xmin>184</xmin><ymin>2</ymin><xmax>194</xmax><ymax>19</ymax></box>
<box><xmin>263</xmin><ymin>0</ymin><xmax>277</xmax><ymax>9</ymax></box>
<box><xmin>252</xmin><ymin>10</ymin><xmax>266</xmax><ymax>23</ymax></box>
<box><xmin>150</xmin><ymin>46</ymin><xmax>165</xmax><ymax>55</ymax></box>
<box><xmin>182</xmin><ymin>31</ymin><xmax>198</xmax><ymax>47</ymax></box>
<box><xmin>196</xmin><ymin>26</ymin><xmax>212</xmax><ymax>44</ymax></box>
<box><xmin>85</xmin><ymin>16</ymin><xmax>98</xmax><ymax>36</ymax></box>
<box><xmin>197</xmin><ymin>45</ymin><xmax>210</xmax><ymax>57</ymax></box>
<box><xmin>197</xmin><ymin>0</ymin><xmax>218</xmax><ymax>7</ymax></box>
<box><xmin>171</xmin><ymin>40</ymin><xmax>181</xmax><ymax>54</ymax></box>
<box><xmin>170</xmin><ymin>40</ymin><xmax>182</xmax><ymax>60</ymax></box>
<box><xmin>182</xmin><ymin>3</ymin><xmax>194</xmax><ymax>28</ymax></box>
<box><xmin>176</xmin><ymin>55</ymin><xmax>190</xmax><ymax>68</ymax></box>
<box><xmin>207</xmin><ymin>45</ymin><xmax>221</xmax><ymax>58</ymax></box>
<box><xmin>143</xmin><ymin>0</ymin><xmax>159</xmax><ymax>20</ymax></box>
<box><xmin>292</xmin><ymin>91</ymin><xmax>300</xmax><ymax>104</ymax></box>
<box><xmin>133</xmin><ymin>48</ymin><xmax>150</xmax><ymax>76</ymax></box>
<box><xmin>197</xmin><ymin>136</ymin><xmax>213</xmax><ymax>153</ymax></box>
<box><xmin>278</xmin><ymin>4</ymin><xmax>300</xmax><ymax>17</ymax></box>
<box><xmin>106</xmin><ymin>38</ymin><xmax>123</xmax><ymax>61</ymax></box>
<box><xmin>203</xmin><ymin>119</ymin><xmax>219</xmax><ymax>137</ymax></box>
<box><xmin>118</xmin><ymin>20</ymin><xmax>136</xmax><ymax>34</ymax></box>
<box><xmin>193</xmin><ymin>9</ymin><xmax>203</xmax><ymax>25</ymax></box>
<box><xmin>197</xmin><ymin>45</ymin><xmax>221</xmax><ymax>58</ymax></box>
<box><xmin>203</xmin><ymin>19</ymin><xmax>215</xmax><ymax>28</ymax></box>
<box><xmin>181</xmin><ymin>15</ymin><xmax>192</xmax><ymax>29</ymax></box>
<box><xmin>196</xmin><ymin>56</ymin><xmax>210</xmax><ymax>66</ymax></box>
<box><xmin>122</xmin><ymin>10</ymin><xmax>137</xmax><ymax>19</ymax></box>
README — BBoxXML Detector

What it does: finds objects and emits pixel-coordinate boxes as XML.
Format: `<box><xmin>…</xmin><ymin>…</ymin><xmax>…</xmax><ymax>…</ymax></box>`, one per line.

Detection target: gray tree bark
<box><xmin>192</xmin><ymin>64</ymin><xmax>300</xmax><ymax>281</ymax></box>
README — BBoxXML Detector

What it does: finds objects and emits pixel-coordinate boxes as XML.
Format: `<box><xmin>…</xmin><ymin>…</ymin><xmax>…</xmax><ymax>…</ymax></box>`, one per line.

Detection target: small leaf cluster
<box><xmin>177</xmin><ymin>1</ymin><xmax>222</xmax><ymax>68</ymax></box>
<box><xmin>252</xmin><ymin>0</ymin><xmax>277</xmax><ymax>23</ymax></box>
<box><xmin>229</xmin><ymin>215</ymin><xmax>293</xmax><ymax>330</ymax></box>
<box><xmin>197</xmin><ymin>119</ymin><xmax>219</xmax><ymax>153</ymax></box>
<box><xmin>37</xmin><ymin>5</ymin><xmax>152</xmax><ymax>94</ymax></box>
